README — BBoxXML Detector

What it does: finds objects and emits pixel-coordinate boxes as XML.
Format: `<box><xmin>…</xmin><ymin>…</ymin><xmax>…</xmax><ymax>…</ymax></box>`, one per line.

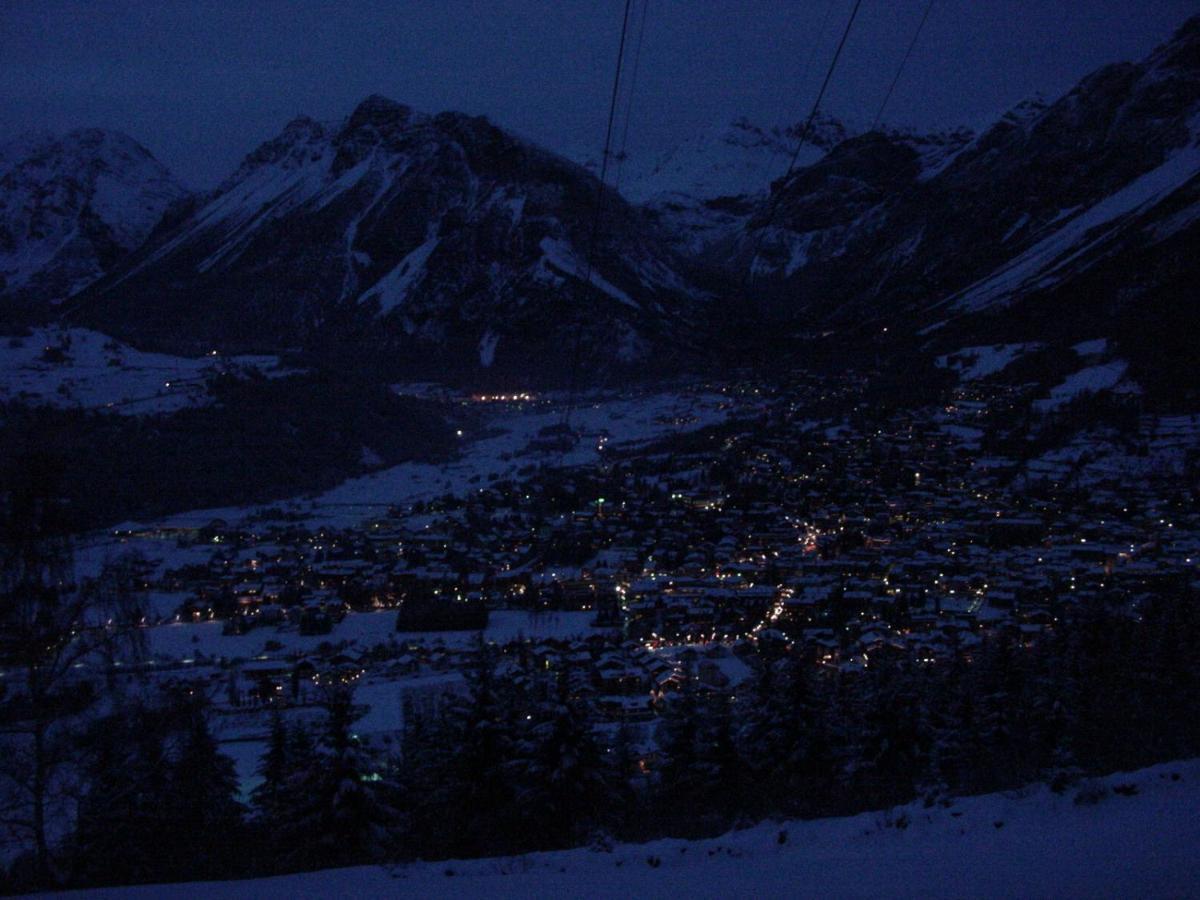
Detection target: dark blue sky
<box><xmin>1</xmin><ymin>1</ymin><xmax>1194</xmax><ymax>188</ymax></box>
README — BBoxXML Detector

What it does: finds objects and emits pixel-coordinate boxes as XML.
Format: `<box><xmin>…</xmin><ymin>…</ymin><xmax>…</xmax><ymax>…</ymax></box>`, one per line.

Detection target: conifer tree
<box><xmin>251</xmin><ymin>707</ymin><xmax>290</xmax><ymax>823</ymax></box>
<box><xmin>272</xmin><ymin>682</ymin><xmax>401</xmax><ymax>870</ymax></box>
<box><xmin>509</xmin><ymin>677</ymin><xmax>623</xmax><ymax>849</ymax></box>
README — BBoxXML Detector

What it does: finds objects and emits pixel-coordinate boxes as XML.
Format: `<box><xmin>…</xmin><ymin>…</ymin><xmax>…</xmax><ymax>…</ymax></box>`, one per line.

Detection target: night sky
<box><xmin>1</xmin><ymin>0</ymin><xmax>1195</xmax><ymax>188</ymax></box>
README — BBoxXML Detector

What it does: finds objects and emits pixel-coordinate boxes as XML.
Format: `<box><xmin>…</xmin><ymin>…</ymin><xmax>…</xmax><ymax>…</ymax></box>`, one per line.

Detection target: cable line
<box><xmin>613</xmin><ymin>0</ymin><xmax>651</xmax><ymax>198</ymax></box>
<box><xmin>871</xmin><ymin>0</ymin><xmax>935</xmax><ymax>131</ymax></box>
<box><xmin>796</xmin><ymin>0</ymin><xmax>838</xmax><ymax>108</ymax></box>
<box><xmin>746</xmin><ymin>0</ymin><xmax>865</xmax><ymax>281</ymax></box>
<box><xmin>560</xmin><ymin>0</ymin><xmax>635</xmax><ymax>431</ymax></box>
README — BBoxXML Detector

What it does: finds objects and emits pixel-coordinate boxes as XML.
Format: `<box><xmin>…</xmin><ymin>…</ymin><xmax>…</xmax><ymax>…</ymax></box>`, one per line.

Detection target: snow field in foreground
<box><xmin>65</xmin><ymin>758</ymin><xmax>1200</xmax><ymax>899</ymax></box>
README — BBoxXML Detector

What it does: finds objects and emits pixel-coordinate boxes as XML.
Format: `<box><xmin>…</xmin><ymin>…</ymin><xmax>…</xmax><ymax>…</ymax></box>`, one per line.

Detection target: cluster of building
<box><xmin>118</xmin><ymin>371</ymin><xmax>1200</xmax><ymax>725</ymax></box>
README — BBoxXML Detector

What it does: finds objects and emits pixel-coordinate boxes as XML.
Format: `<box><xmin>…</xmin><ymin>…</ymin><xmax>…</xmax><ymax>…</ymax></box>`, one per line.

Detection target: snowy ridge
<box><xmin>696</xmin><ymin>15</ymin><xmax>1200</xmax><ymax>369</ymax></box>
<box><xmin>127</xmin><ymin>121</ymin><xmax>334</xmax><ymax>279</ymax></box>
<box><xmin>950</xmin><ymin>140</ymin><xmax>1200</xmax><ymax>312</ymax></box>
<box><xmin>66</xmin><ymin>758</ymin><xmax>1200</xmax><ymax>899</ymax></box>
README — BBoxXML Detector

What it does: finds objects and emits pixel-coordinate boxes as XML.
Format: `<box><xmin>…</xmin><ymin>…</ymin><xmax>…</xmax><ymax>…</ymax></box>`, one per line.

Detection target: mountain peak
<box><xmin>344</xmin><ymin>94</ymin><xmax>414</xmax><ymax>132</ymax></box>
<box><xmin>1150</xmin><ymin>13</ymin><xmax>1200</xmax><ymax>73</ymax></box>
<box><xmin>0</xmin><ymin>129</ymin><xmax>187</xmax><ymax>305</ymax></box>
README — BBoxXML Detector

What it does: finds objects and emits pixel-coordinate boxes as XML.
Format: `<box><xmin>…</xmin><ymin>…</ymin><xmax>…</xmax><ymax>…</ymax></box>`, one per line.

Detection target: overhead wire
<box><xmin>796</xmin><ymin>0</ymin><xmax>839</xmax><ymax>109</ymax></box>
<box><xmin>744</xmin><ymin>0</ymin><xmax>865</xmax><ymax>282</ymax></box>
<box><xmin>871</xmin><ymin>0</ymin><xmax>935</xmax><ymax>131</ymax></box>
<box><xmin>559</xmin><ymin>0</ymin><xmax>635</xmax><ymax>432</ymax></box>
<box><xmin>682</xmin><ymin>0</ymin><xmax>861</xmax><ymax>421</ymax></box>
<box><xmin>613</xmin><ymin>0</ymin><xmax>650</xmax><ymax>199</ymax></box>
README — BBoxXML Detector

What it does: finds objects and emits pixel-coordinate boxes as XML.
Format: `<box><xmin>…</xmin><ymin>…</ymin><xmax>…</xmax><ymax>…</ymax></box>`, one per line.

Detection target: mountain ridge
<box><xmin>76</xmin><ymin>95</ymin><xmax>704</xmax><ymax>384</ymax></box>
<box><xmin>701</xmin><ymin>13</ymin><xmax>1200</xmax><ymax>401</ymax></box>
<box><xmin>2</xmin><ymin>15</ymin><xmax>1198</xmax><ymax>396</ymax></box>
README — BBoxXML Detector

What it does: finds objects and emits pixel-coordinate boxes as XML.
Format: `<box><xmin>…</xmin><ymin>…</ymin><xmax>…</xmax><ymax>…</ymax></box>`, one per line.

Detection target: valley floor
<box><xmin>63</xmin><ymin>759</ymin><xmax>1200</xmax><ymax>899</ymax></box>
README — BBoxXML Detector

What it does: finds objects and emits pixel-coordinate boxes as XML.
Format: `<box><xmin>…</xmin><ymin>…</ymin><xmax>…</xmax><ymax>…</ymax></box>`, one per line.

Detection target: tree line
<box><xmin>4</xmin><ymin>587</ymin><xmax>1200</xmax><ymax>891</ymax></box>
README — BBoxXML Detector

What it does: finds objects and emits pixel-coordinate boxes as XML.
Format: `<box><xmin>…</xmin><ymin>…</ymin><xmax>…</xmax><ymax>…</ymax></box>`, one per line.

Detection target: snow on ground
<box><xmin>940</xmin><ymin>423</ymin><xmax>985</xmax><ymax>448</ymax></box>
<box><xmin>351</xmin><ymin>672</ymin><xmax>466</xmax><ymax>737</ymax></box>
<box><xmin>1034</xmin><ymin>361</ymin><xmax>1132</xmax><ymax>411</ymax></box>
<box><xmin>1023</xmin><ymin>415</ymin><xmax>1200</xmax><ymax>488</ymax></box>
<box><xmin>936</xmin><ymin>343</ymin><xmax>1040</xmax><ymax>381</ymax></box>
<box><xmin>65</xmin><ymin>389</ymin><xmax>732</xmax><ymax>589</ymax></box>
<box><xmin>1072</xmin><ymin>338</ymin><xmax>1108</xmax><ymax>357</ymax></box>
<box><xmin>67</xmin><ymin>758</ymin><xmax>1200</xmax><ymax>899</ymax></box>
<box><xmin>0</xmin><ymin>326</ymin><xmax>288</xmax><ymax>414</ymax></box>
<box><xmin>358</xmin><ymin>233</ymin><xmax>439</xmax><ymax>313</ymax></box>
<box><xmin>142</xmin><ymin>610</ymin><xmax>614</xmax><ymax>797</ymax></box>
<box><xmin>137</xmin><ymin>390</ymin><xmax>731</xmax><ymax>533</ymax></box>
<box><xmin>478</xmin><ymin>330</ymin><xmax>499</xmax><ymax>367</ymax></box>
<box><xmin>140</xmin><ymin>610</ymin><xmax>613</xmax><ymax>665</ymax></box>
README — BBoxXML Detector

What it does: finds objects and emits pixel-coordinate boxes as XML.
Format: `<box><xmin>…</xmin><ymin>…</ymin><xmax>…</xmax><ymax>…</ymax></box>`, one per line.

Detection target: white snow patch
<box><xmin>337</xmin><ymin>161</ymin><xmax>398</xmax><ymax>300</ymax></box>
<box><xmin>478</xmin><ymin>330</ymin><xmax>500</xmax><ymax>368</ymax></box>
<box><xmin>1001</xmin><ymin>212</ymin><xmax>1030</xmax><ymax>243</ymax></box>
<box><xmin>505</xmin><ymin>194</ymin><xmax>525</xmax><ymax>224</ymax></box>
<box><xmin>1072</xmin><ymin>338</ymin><xmax>1108</xmax><ymax>357</ymax></box>
<box><xmin>891</xmin><ymin>226</ymin><xmax>924</xmax><ymax>262</ymax></box>
<box><xmin>140</xmin><ymin>609</ymin><xmax>612</xmax><ymax>666</ymax></box>
<box><xmin>936</xmin><ymin>343</ymin><xmax>1040</xmax><ymax>381</ymax></box>
<box><xmin>1035</xmin><ymin>360</ymin><xmax>1131</xmax><ymax>411</ymax></box>
<box><xmin>784</xmin><ymin>232</ymin><xmax>815</xmax><ymax>276</ymax></box>
<box><xmin>539</xmin><ymin>237</ymin><xmax>639</xmax><ymax>309</ymax></box>
<box><xmin>358</xmin><ymin>234</ymin><xmax>439</xmax><ymax>313</ymax></box>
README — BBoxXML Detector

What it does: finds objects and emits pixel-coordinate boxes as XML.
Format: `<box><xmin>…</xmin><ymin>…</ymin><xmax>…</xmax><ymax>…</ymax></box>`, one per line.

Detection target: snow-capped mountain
<box><xmin>621</xmin><ymin>113</ymin><xmax>852</xmax><ymax>205</ymax></box>
<box><xmin>13</xmin><ymin>14</ymin><xmax>1199</xmax><ymax>395</ymax></box>
<box><xmin>0</xmin><ymin>129</ymin><xmax>188</xmax><ymax>309</ymax></box>
<box><xmin>715</xmin><ymin>13</ymin><xmax>1200</xmax><ymax>396</ymax></box>
<box><xmin>81</xmin><ymin>96</ymin><xmax>703</xmax><ymax>383</ymax></box>
<box><xmin>620</xmin><ymin>114</ymin><xmax>856</xmax><ymax>255</ymax></box>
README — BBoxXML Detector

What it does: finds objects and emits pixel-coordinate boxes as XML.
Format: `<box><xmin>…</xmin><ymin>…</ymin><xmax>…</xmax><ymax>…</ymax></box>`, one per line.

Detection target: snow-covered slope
<box><xmin>0</xmin><ymin>129</ymin><xmax>188</xmax><ymax>305</ymax></box>
<box><xmin>0</xmin><ymin>326</ymin><xmax>288</xmax><ymax>414</ymax></box>
<box><xmin>949</xmin><ymin>139</ymin><xmax>1200</xmax><ymax>313</ymax></box>
<box><xmin>81</xmin><ymin>96</ymin><xmax>703</xmax><ymax>382</ymax></box>
<box><xmin>67</xmin><ymin>758</ymin><xmax>1200</xmax><ymax>899</ymax></box>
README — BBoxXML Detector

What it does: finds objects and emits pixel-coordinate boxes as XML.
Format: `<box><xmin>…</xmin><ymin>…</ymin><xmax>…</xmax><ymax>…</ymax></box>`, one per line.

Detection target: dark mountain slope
<box><xmin>79</xmin><ymin>96</ymin><xmax>705</xmax><ymax>385</ymax></box>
